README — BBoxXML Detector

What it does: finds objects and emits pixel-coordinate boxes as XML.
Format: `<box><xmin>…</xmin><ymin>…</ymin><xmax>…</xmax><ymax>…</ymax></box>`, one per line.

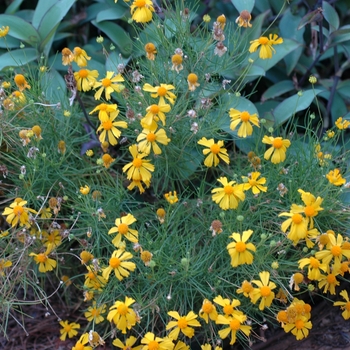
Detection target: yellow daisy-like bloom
<box><xmin>73</xmin><ymin>47</ymin><xmax>91</xmax><ymax>67</ymax></box>
<box><xmin>315</xmin><ymin>233</ymin><xmax>350</xmax><ymax>271</ymax></box>
<box><xmin>89</xmin><ymin>103</ymin><xmax>118</xmax><ymax>122</ymax></box>
<box><xmin>197</xmin><ymin>137</ymin><xmax>230</xmax><ymax>167</ymax></box>
<box><xmin>242</xmin><ymin>172</ymin><xmax>267</xmax><ymax>194</ymax></box>
<box><xmin>211</xmin><ymin>177</ymin><xmax>245</xmax><ymax>210</ymax></box>
<box><xmin>59</xmin><ymin>320</ymin><xmax>80</xmax><ymax>341</ymax></box>
<box><xmin>130</xmin><ymin>0</ymin><xmax>155</xmax><ymax>23</ymax></box>
<box><xmin>72</xmin><ymin>333</ymin><xmax>92</xmax><ymax>350</ymax></box>
<box><xmin>229</xmin><ymin>109</ymin><xmax>260</xmax><ymax>138</ymax></box>
<box><xmin>14</xmin><ymin>74</ymin><xmax>31</xmax><ymax>91</ymax></box>
<box><xmin>108</xmin><ymin>213</ymin><xmax>138</xmax><ymax>247</ymax></box>
<box><xmin>335</xmin><ymin>117</ymin><xmax>350</xmax><ymax>130</ymax></box>
<box><xmin>2</xmin><ymin>198</ymin><xmax>36</xmax><ymax>228</ymax></box>
<box><xmin>143</xmin><ymin>102</ymin><xmax>171</xmax><ymax>126</ymax></box>
<box><xmin>166</xmin><ymin>311</ymin><xmax>201</xmax><ymax>340</ymax></box>
<box><xmin>216</xmin><ymin>14</ymin><xmax>226</xmax><ymax>29</ymax></box>
<box><xmin>61</xmin><ymin>47</ymin><xmax>74</xmax><ymax>65</ymax></box>
<box><xmin>164</xmin><ymin>191</ymin><xmax>179</xmax><ymax>204</ymax></box>
<box><xmin>0</xmin><ymin>259</ymin><xmax>12</xmax><ymax>276</ymax></box>
<box><xmin>29</xmin><ymin>244</ymin><xmax>57</xmax><ymax>273</ymax></box>
<box><xmin>326</xmin><ymin>168</ymin><xmax>346</xmax><ymax>186</ymax></box>
<box><xmin>199</xmin><ymin>299</ymin><xmax>218</xmax><ymax>323</ymax></box>
<box><xmin>102</xmin><ymin>249</ymin><xmax>136</xmax><ymax>281</ymax></box>
<box><xmin>88</xmin><ymin>330</ymin><xmax>105</xmax><ymax>347</ymax></box>
<box><xmin>334</xmin><ymin>290</ymin><xmax>350</xmax><ymax>320</ymax></box>
<box><xmin>318</xmin><ymin>272</ymin><xmax>340</xmax><ymax>295</ymax></box>
<box><xmin>227</xmin><ymin>230</ymin><xmax>256</xmax><ymax>267</ymax></box>
<box><xmin>137</xmin><ymin>126</ymin><xmax>171</xmax><ymax>155</ymax></box>
<box><xmin>141</xmin><ymin>332</ymin><xmax>175</xmax><ymax>350</ymax></box>
<box><xmin>216</xmin><ymin>314</ymin><xmax>251</xmax><ymax>345</ymax></box>
<box><xmin>171</xmin><ymin>54</ymin><xmax>183</xmax><ymax>73</ymax></box>
<box><xmin>262</xmin><ymin>135</ymin><xmax>291</xmax><ymax>163</ymax></box>
<box><xmin>143</xmin><ymin>83</ymin><xmax>176</xmax><ymax>104</ymax></box>
<box><xmin>0</xmin><ymin>25</ymin><xmax>10</xmax><ymax>37</ymax></box>
<box><xmin>94</xmin><ymin>71</ymin><xmax>125</xmax><ymax>100</ymax></box>
<box><xmin>283</xmin><ymin>316</ymin><xmax>312</xmax><ymax>340</ymax></box>
<box><xmin>213</xmin><ymin>295</ymin><xmax>244</xmax><ymax>319</ymax></box>
<box><xmin>74</xmin><ymin>69</ymin><xmax>99</xmax><ymax>92</ymax></box>
<box><xmin>101</xmin><ymin>153</ymin><xmax>115</xmax><ymax>168</ymax></box>
<box><xmin>80</xmin><ymin>185</ymin><xmax>90</xmax><ymax>195</ymax></box>
<box><xmin>250</xmin><ymin>271</ymin><xmax>277</xmax><ymax>310</ymax></box>
<box><xmin>80</xmin><ymin>250</ymin><xmax>94</xmax><ymax>265</ymax></box>
<box><xmin>279</xmin><ymin>212</ymin><xmax>308</xmax><ymax>245</ymax></box>
<box><xmin>84</xmin><ymin>266</ymin><xmax>107</xmax><ymax>290</ymax></box>
<box><xmin>96</xmin><ymin>110</ymin><xmax>128</xmax><ymax>146</ymax></box>
<box><xmin>249</xmin><ymin>34</ymin><xmax>283</xmax><ymax>59</ymax></box>
<box><xmin>187</xmin><ymin>73</ymin><xmax>200</xmax><ymax>91</ymax></box>
<box><xmin>107</xmin><ymin>297</ymin><xmax>137</xmax><ymax>333</ymax></box>
<box><xmin>144</xmin><ymin>42</ymin><xmax>157</xmax><ymax>60</ymax></box>
<box><xmin>113</xmin><ymin>335</ymin><xmax>142</xmax><ymax>350</ymax></box>
<box><xmin>236</xmin><ymin>280</ymin><xmax>254</xmax><ymax>298</ymax></box>
<box><xmin>123</xmin><ymin>144</ymin><xmax>155</xmax><ymax>183</ymax></box>
<box><xmin>298</xmin><ymin>256</ymin><xmax>327</xmax><ymax>281</ymax></box>
<box><xmin>201</xmin><ymin>345</ymin><xmax>222</xmax><ymax>350</ymax></box>
<box><xmin>127</xmin><ymin>174</ymin><xmax>151</xmax><ymax>194</ymax></box>
<box><xmin>84</xmin><ymin>302</ymin><xmax>106</xmax><ymax>324</ymax></box>
<box><xmin>235</xmin><ymin>10</ymin><xmax>252</xmax><ymax>28</ymax></box>
<box><xmin>41</xmin><ymin>229</ymin><xmax>61</xmax><ymax>248</ymax></box>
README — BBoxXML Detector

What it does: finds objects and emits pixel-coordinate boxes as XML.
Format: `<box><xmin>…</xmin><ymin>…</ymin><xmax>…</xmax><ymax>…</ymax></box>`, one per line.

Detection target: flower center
<box><xmin>293</xmin><ymin>273</ymin><xmax>304</xmax><ymax>284</ymax></box>
<box><xmin>260</xmin><ymin>286</ymin><xmax>271</xmax><ymax>297</ymax></box>
<box><xmin>118</xmin><ymin>223</ymin><xmax>129</xmax><ymax>235</ymax></box>
<box><xmin>202</xmin><ymin>302</ymin><xmax>214</xmax><ymax>314</ymax></box>
<box><xmin>102</xmin><ymin>120</ymin><xmax>113</xmax><ymax>130</ymax></box>
<box><xmin>224</xmin><ymin>185</ymin><xmax>234</xmax><ymax>195</ymax></box>
<box><xmin>117</xmin><ymin>303</ymin><xmax>128</xmax><ymax>315</ymax></box>
<box><xmin>79</xmin><ymin>69</ymin><xmax>89</xmax><ymax>78</ymax></box>
<box><xmin>187</xmin><ymin>73</ymin><xmax>198</xmax><ymax>84</ymax></box>
<box><xmin>331</xmin><ymin>245</ymin><xmax>342</xmax><ymax>257</ymax></box>
<box><xmin>273</xmin><ymin>138</ymin><xmax>283</xmax><ymax>149</ymax></box>
<box><xmin>259</xmin><ymin>37</ymin><xmax>269</xmax><ymax>45</ymax></box>
<box><xmin>37</xmin><ymin>253</ymin><xmax>47</xmax><ymax>263</ymax></box>
<box><xmin>229</xmin><ymin>319</ymin><xmax>241</xmax><ymax>330</ymax></box>
<box><xmin>295</xmin><ymin>319</ymin><xmax>304</xmax><ymax>330</ymax></box>
<box><xmin>146</xmin><ymin>133</ymin><xmax>157</xmax><ymax>142</ymax></box>
<box><xmin>319</xmin><ymin>234</ymin><xmax>329</xmax><ymax>245</ymax></box>
<box><xmin>291</xmin><ymin>213</ymin><xmax>303</xmax><ymax>224</ymax></box>
<box><xmin>145</xmin><ymin>43</ymin><xmax>156</xmax><ymax>53</ymax></box>
<box><xmin>87</xmin><ymin>271</ymin><xmax>96</xmax><ymax>279</ymax></box>
<box><xmin>235</xmin><ymin>241</ymin><xmax>246</xmax><ymax>253</ymax></box>
<box><xmin>177</xmin><ymin>317</ymin><xmax>188</xmax><ymax>329</ymax></box>
<box><xmin>223</xmin><ymin>304</ymin><xmax>234</xmax><ymax>315</ymax></box>
<box><xmin>75</xmin><ymin>344</ymin><xmax>84</xmax><ymax>350</ymax></box>
<box><xmin>109</xmin><ymin>257</ymin><xmax>121</xmax><ymax>268</ymax></box>
<box><xmin>148</xmin><ymin>341</ymin><xmax>159</xmax><ymax>350</ymax></box>
<box><xmin>242</xmin><ymin>281</ymin><xmax>253</xmax><ymax>293</ymax></box>
<box><xmin>14</xmin><ymin>75</ymin><xmax>25</xmax><ymax>85</ymax></box>
<box><xmin>346</xmin><ymin>302</ymin><xmax>350</xmax><ymax>311</ymax></box>
<box><xmin>172</xmin><ymin>54</ymin><xmax>183</xmax><ymax>64</ymax></box>
<box><xmin>304</xmin><ymin>206</ymin><xmax>315</xmax><ymax>217</ymax></box>
<box><xmin>157</xmin><ymin>87</ymin><xmax>167</xmax><ymax>96</ymax></box>
<box><xmin>309</xmin><ymin>257</ymin><xmax>320</xmax><ymax>268</ymax></box>
<box><xmin>135</xmin><ymin>0</ymin><xmax>146</xmax><ymax>7</ymax></box>
<box><xmin>149</xmin><ymin>105</ymin><xmax>159</xmax><ymax>114</ymax></box>
<box><xmin>248</xmin><ymin>179</ymin><xmax>257</xmax><ymax>186</ymax></box>
<box><xmin>102</xmin><ymin>78</ymin><xmax>111</xmax><ymax>87</ymax></box>
<box><xmin>132</xmin><ymin>158</ymin><xmax>143</xmax><ymax>168</ymax></box>
<box><xmin>74</xmin><ymin>47</ymin><xmax>82</xmax><ymax>55</ymax></box>
<box><xmin>240</xmin><ymin>111</ymin><xmax>250</xmax><ymax>122</ymax></box>
<box><xmin>327</xmin><ymin>273</ymin><xmax>336</xmax><ymax>283</ymax></box>
<box><xmin>210</xmin><ymin>144</ymin><xmax>220</xmax><ymax>154</ymax></box>
<box><xmin>13</xmin><ymin>205</ymin><xmax>24</xmax><ymax>216</ymax></box>
<box><xmin>91</xmin><ymin>308</ymin><xmax>100</xmax><ymax>317</ymax></box>
<box><xmin>64</xmin><ymin>324</ymin><xmax>72</xmax><ymax>332</ymax></box>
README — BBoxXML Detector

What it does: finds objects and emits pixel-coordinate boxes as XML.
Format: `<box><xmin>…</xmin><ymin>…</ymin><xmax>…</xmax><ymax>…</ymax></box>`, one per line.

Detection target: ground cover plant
<box><xmin>1</xmin><ymin>0</ymin><xmax>350</xmax><ymax>349</ymax></box>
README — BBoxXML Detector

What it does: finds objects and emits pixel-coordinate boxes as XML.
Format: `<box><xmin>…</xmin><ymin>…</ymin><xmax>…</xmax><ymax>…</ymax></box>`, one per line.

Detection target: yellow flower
<box><xmin>236</xmin><ymin>280</ymin><xmax>254</xmax><ymax>298</ymax></box>
<box><xmin>0</xmin><ymin>26</ymin><xmax>10</xmax><ymax>38</ymax></box>
<box><xmin>58</xmin><ymin>140</ymin><xmax>66</xmax><ymax>154</ymax></box>
<box><xmin>41</xmin><ymin>229</ymin><xmax>61</xmax><ymax>247</ymax></box>
<box><xmin>199</xmin><ymin>299</ymin><xmax>218</xmax><ymax>323</ymax></box>
<box><xmin>80</xmin><ymin>185</ymin><xmax>90</xmax><ymax>195</ymax></box>
<box><xmin>216</xmin><ymin>14</ymin><xmax>226</xmax><ymax>29</ymax></box>
<box><xmin>14</xmin><ymin>74</ymin><xmax>31</xmax><ymax>91</ymax></box>
<box><xmin>164</xmin><ymin>191</ymin><xmax>178</xmax><ymax>204</ymax></box>
<box><xmin>94</xmin><ymin>71</ymin><xmax>125</xmax><ymax>100</ymax></box>
<box><xmin>141</xmin><ymin>332</ymin><xmax>175</xmax><ymax>350</ymax></box>
<box><xmin>108</xmin><ymin>213</ymin><xmax>138</xmax><ymax>247</ymax></box>
<box><xmin>334</xmin><ymin>290</ymin><xmax>350</xmax><ymax>320</ymax></box>
<box><xmin>96</xmin><ymin>110</ymin><xmax>127</xmax><ymax>146</ymax></box>
<box><xmin>242</xmin><ymin>172</ymin><xmax>267</xmax><ymax>194</ymax></box>
<box><xmin>283</xmin><ymin>316</ymin><xmax>312</xmax><ymax>340</ymax></box>
<box><xmin>74</xmin><ymin>69</ymin><xmax>99</xmax><ymax>91</ymax></box>
<box><xmin>249</xmin><ymin>34</ymin><xmax>283</xmax><ymax>59</ymax></box>
<box><xmin>298</xmin><ymin>256</ymin><xmax>327</xmax><ymax>281</ymax></box>
<box><xmin>61</xmin><ymin>47</ymin><xmax>74</xmax><ymax>65</ymax></box>
<box><xmin>127</xmin><ymin>174</ymin><xmax>150</xmax><ymax>194</ymax></box>
<box><xmin>318</xmin><ymin>272</ymin><xmax>340</xmax><ymax>295</ymax></box>
<box><xmin>187</xmin><ymin>73</ymin><xmax>200</xmax><ymax>91</ymax></box>
<box><xmin>101</xmin><ymin>153</ymin><xmax>115</xmax><ymax>168</ymax></box>
<box><xmin>335</xmin><ymin>117</ymin><xmax>350</xmax><ymax>130</ymax></box>
<box><xmin>229</xmin><ymin>109</ymin><xmax>260</xmax><ymax>138</ymax></box>
<box><xmin>84</xmin><ymin>266</ymin><xmax>107</xmax><ymax>290</ymax></box>
<box><xmin>80</xmin><ymin>250</ymin><xmax>94</xmax><ymax>264</ymax></box>
<box><xmin>102</xmin><ymin>249</ymin><xmax>136</xmax><ymax>281</ymax></box>
<box><xmin>29</xmin><ymin>244</ymin><xmax>57</xmax><ymax>273</ymax></box>
<box><xmin>59</xmin><ymin>320</ymin><xmax>80</xmax><ymax>341</ymax></box>
<box><xmin>166</xmin><ymin>311</ymin><xmax>201</xmax><ymax>340</ymax></box>
<box><xmin>122</xmin><ymin>144</ymin><xmax>155</xmax><ymax>183</ymax></box>
<box><xmin>107</xmin><ymin>297</ymin><xmax>137</xmax><ymax>333</ymax></box>
<box><xmin>137</xmin><ymin>126</ymin><xmax>171</xmax><ymax>155</ymax></box>
<box><xmin>171</xmin><ymin>54</ymin><xmax>183</xmax><ymax>73</ymax></box>
<box><xmin>89</xmin><ymin>103</ymin><xmax>118</xmax><ymax>122</ymax></box>
<box><xmin>250</xmin><ymin>271</ymin><xmax>277</xmax><ymax>310</ymax></box>
<box><xmin>235</xmin><ymin>10</ymin><xmax>252</xmax><ymax>28</ymax></box>
<box><xmin>88</xmin><ymin>330</ymin><xmax>105</xmax><ymax>347</ymax></box>
<box><xmin>197</xmin><ymin>137</ymin><xmax>230</xmax><ymax>167</ymax></box>
<box><xmin>84</xmin><ymin>302</ymin><xmax>106</xmax><ymax>324</ymax></box>
<box><xmin>1</xmin><ymin>81</ymin><xmax>11</xmax><ymax>88</ymax></box>
<box><xmin>211</xmin><ymin>177</ymin><xmax>245</xmax><ymax>210</ymax></box>
<box><xmin>72</xmin><ymin>333</ymin><xmax>92</xmax><ymax>350</ymax></box>
<box><xmin>143</xmin><ymin>102</ymin><xmax>171</xmax><ymax>127</ymax></box>
<box><xmin>2</xmin><ymin>198</ymin><xmax>36</xmax><ymax>228</ymax></box>
<box><xmin>326</xmin><ymin>168</ymin><xmax>346</xmax><ymax>186</ymax></box>
<box><xmin>0</xmin><ymin>259</ymin><xmax>12</xmax><ymax>276</ymax></box>
<box><xmin>213</xmin><ymin>296</ymin><xmax>244</xmax><ymax>319</ymax></box>
<box><xmin>227</xmin><ymin>230</ymin><xmax>256</xmax><ymax>267</ymax></box>
<box><xmin>143</xmin><ymin>83</ymin><xmax>176</xmax><ymax>104</ymax></box>
<box><xmin>73</xmin><ymin>47</ymin><xmax>91</xmax><ymax>67</ymax></box>
<box><xmin>144</xmin><ymin>42</ymin><xmax>157</xmax><ymax>60</ymax></box>
<box><xmin>130</xmin><ymin>0</ymin><xmax>155</xmax><ymax>23</ymax></box>
<box><xmin>113</xmin><ymin>336</ymin><xmax>142</xmax><ymax>350</ymax></box>
<box><xmin>216</xmin><ymin>314</ymin><xmax>251</xmax><ymax>345</ymax></box>
<box><xmin>262</xmin><ymin>135</ymin><xmax>291</xmax><ymax>164</ymax></box>
<box><xmin>279</xmin><ymin>212</ymin><xmax>308</xmax><ymax>245</ymax></box>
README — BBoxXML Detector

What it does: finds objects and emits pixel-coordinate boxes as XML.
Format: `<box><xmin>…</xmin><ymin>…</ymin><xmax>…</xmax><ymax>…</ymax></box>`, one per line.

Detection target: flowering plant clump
<box><xmin>0</xmin><ymin>0</ymin><xmax>350</xmax><ymax>349</ymax></box>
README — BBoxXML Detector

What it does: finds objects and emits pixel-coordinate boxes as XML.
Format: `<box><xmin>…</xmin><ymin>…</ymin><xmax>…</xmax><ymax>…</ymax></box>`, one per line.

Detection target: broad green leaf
<box><xmin>175</xmin><ymin>147</ymin><xmax>201</xmax><ymax>180</ymax></box>
<box><xmin>5</xmin><ymin>0</ymin><xmax>24</xmax><ymax>14</ymax></box>
<box><xmin>329</xmin><ymin>25</ymin><xmax>350</xmax><ymax>45</ymax></box>
<box><xmin>322</xmin><ymin>1</ymin><xmax>339</xmax><ymax>33</ymax></box>
<box><xmin>41</xmin><ymin>68</ymin><xmax>66</xmax><ymax>102</ymax></box>
<box><xmin>231</xmin><ymin>0</ymin><xmax>255</xmax><ymax>13</ymax></box>
<box><xmin>0</xmin><ymin>35</ymin><xmax>21</xmax><ymax>49</ymax></box>
<box><xmin>337</xmin><ymin>80</ymin><xmax>350</xmax><ymax>100</ymax></box>
<box><xmin>96</xmin><ymin>7</ymin><xmax>128</xmax><ymax>22</ymax></box>
<box><xmin>298</xmin><ymin>8</ymin><xmax>324</xmax><ymax>30</ymax></box>
<box><xmin>92</xmin><ymin>20</ymin><xmax>133</xmax><ymax>57</ymax></box>
<box><xmin>273</xmin><ymin>89</ymin><xmax>323</xmax><ymax>127</ymax></box>
<box><xmin>254</xmin><ymin>0</ymin><xmax>270</xmax><ymax>13</ymax></box>
<box><xmin>261</xmin><ymin>80</ymin><xmax>295</xmax><ymax>101</ymax></box>
<box><xmin>0</xmin><ymin>48</ymin><xmax>38</xmax><ymax>71</ymax></box>
<box><xmin>85</xmin><ymin>3</ymin><xmax>109</xmax><ymax>23</ymax></box>
<box><xmin>0</xmin><ymin>14</ymin><xmax>40</xmax><ymax>46</ymax></box>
